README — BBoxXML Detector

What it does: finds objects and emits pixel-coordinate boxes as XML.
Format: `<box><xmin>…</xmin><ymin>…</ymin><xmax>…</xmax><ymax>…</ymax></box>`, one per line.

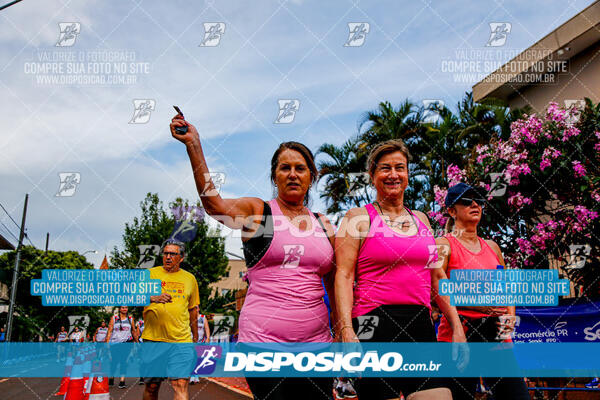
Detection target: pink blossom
<box><xmin>516</xmin><ymin>238</ymin><xmax>535</xmax><ymax>256</ymax></box>
<box><xmin>447</xmin><ymin>165</ymin><xmax>466</xmax><ymax>186</ymax></box>
<box><xmin>542</xmin><ymin>147</ymin><xmax>561</xmax><ymax>159</ymax></box>
<box><xmin>574</xmin><ymin>205</ymin><xmax>598</xmax><ymax>224</ymax></box>
<box><xmin>562</xmin><ymin>126</ymin><xmax>580</xmax><ymax>142</ymax></box>
<box><xmin>572</xmin><ymin>161</ymin><xmax>586</xmax><ymax>177</ymax></box>
<box><xmin>433</xmin><ymin>185</ymin><xmax>448</xmax><ymax>208</ymax></box>
<box><xmin>540</xmin><ymin>159</ymin><xmax>551</xmax><ymax>170</ymax></box>
<box><xmin>546</xmin><ymin>102</ymin><xmax>567</xmax><ymax>122</ymax></box>
<box><xmin>507</xmin><ymin>192</ymin><xmax>532</xmax><ymax>208</ymax></box>
<box><xmin>428</xmin><ymin>210</ymin><xmax>448</xmax><ymax>227</ymax></box>
<box><xmin>592</xmin><ymin>189</ymin><xmax>600</xmax><ymax>203</ymax></box>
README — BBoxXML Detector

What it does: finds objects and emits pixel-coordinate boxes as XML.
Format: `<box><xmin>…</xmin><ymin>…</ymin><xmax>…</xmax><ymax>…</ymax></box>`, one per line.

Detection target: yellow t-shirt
<box><xmin>142</xmin><ymin>266</ymin><xmax>200</xmax><ymax>343</ymax></box>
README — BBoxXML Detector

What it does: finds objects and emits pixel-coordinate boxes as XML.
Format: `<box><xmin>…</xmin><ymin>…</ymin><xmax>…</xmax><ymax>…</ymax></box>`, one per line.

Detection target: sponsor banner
<box><xmin>0</xmin><ymin>342</ymin><xmax>599</xmax><ymax>378</ymax></box>
<box><xmin>514</xmin><ymin>300</ymin><xmax>600</xmax><ymax>343</ymax></box>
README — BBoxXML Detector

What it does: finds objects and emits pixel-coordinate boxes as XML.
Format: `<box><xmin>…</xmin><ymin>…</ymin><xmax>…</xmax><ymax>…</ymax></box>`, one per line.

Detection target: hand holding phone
<box><xmin>173</xmin><ymin>106</ymin><xmax>188</xmax><ymax>134</ymax></box>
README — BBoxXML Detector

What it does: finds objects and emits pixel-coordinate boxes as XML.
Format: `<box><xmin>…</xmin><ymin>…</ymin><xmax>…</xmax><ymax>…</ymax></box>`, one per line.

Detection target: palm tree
<box><xmin>317</xmin><ymin>138</ymin><xmax>370</xmax><ymax>219</ymax></box>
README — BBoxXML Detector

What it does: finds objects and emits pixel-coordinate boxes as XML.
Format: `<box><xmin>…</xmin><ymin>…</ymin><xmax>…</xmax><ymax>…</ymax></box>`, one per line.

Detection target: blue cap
<box><xmin>444</xmin><ymin>183</ymin><xmax>482</xmax><ymax>207</ymax></box>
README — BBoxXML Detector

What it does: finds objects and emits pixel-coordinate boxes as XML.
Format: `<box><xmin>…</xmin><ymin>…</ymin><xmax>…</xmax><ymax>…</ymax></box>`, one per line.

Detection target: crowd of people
<box><xmin>33</xmin><ymin>110</ymin><xmax>563</xmax><ymax>400</ymax></box>
<box><xmin>167</xmin><ymin>113</ymin><xmax>528</xmax><ymax>400</ymax></box>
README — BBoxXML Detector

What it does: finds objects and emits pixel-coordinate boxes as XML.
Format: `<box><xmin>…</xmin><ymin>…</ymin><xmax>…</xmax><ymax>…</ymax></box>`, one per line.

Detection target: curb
<box><xmin>203</xmin><ymin>377</ymin><xmax>253</xmax><ymax>398</ymax></box>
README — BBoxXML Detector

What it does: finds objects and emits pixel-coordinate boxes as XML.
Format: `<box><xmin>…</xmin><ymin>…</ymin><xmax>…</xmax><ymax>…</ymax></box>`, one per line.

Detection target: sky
<box><xmin>0</xmin><ymin>0</ymin><xmax>596</xmax><ymax>267</ymax></box>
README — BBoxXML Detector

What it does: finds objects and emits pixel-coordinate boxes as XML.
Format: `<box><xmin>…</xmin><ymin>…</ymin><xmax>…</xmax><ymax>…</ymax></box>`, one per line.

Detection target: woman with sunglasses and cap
<box><xmin>436</xmin><ymin>182</ymin><xmax>529</xmax><ymax>399</ymax></box>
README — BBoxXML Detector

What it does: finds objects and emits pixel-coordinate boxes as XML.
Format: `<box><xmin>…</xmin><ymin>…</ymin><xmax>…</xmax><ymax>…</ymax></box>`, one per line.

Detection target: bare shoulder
<box><xmin>344</xmin><ymin>206</ymin><xmax>368</xmax><ymax>218</ymax></box>
<box><xmin>435</xmin><ymin>236</ymin><xmax>450</xmax><ymax>246</ymax></box>
<box><xmin>485</xmin><ymin>239</ymin><xmax>502</xmax><ymax>254</ymax></box>
<box><xmin>337</xmin><ymin>206</ymin><xmax>370</xmax><ymax>237</ymax></box>
<box><xmin>412</xmin><ymin>210</ymin><xmax>432</xmax><ymax>229</ymax></box>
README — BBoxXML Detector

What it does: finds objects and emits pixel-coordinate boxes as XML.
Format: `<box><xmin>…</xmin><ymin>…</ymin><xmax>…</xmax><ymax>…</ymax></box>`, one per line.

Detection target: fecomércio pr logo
<box><xmin>193</xmin><ymin>345</ymin><xmax>222</xmax><ymax>374</ymax></box>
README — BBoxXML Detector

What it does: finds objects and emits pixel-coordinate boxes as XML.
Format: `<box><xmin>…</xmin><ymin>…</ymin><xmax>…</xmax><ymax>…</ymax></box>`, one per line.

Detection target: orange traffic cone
<box><xmin>85</xmin><ymin>375</ymin><xmax>109</xmax><ymax>400</ymax></box>
<box><xmin>63</xmin><ymin>378</ymin><xmax>86</xmax><ymax>400</ymax></box>
<box><xmin>83</xmin><ymin>358</ymin><xmax>109</xmax><ymax>400</ymax></box>
<box><xmin>64</xmin><ymin>349</ymin><xmax>86</xmax><ymax>400</ymax></box>
<box><xmin>55</xmin><ymin>352</ymin><xmax>74</xmax><ymax>396</ymax></box>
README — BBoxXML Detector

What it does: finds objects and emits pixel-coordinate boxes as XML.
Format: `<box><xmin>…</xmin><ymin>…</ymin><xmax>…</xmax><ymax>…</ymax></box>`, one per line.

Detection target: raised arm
<box><xmin>170</xmin><ymin>115</ymin><xmax>262</xmax><ymax>229</ymax></box>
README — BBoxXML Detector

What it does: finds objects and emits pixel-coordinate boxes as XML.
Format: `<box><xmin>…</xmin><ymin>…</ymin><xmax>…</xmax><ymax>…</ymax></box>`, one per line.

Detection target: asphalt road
<box><xmin>0</xmin><ymin>377</ymin><xmax>249</xmax><ymax>399</ymax></box>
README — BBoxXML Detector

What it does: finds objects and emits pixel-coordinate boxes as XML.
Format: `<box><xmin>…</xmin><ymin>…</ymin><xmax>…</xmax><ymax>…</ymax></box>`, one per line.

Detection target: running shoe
<box><xmin>585</xmin><ymin>378</ymin><xmax>599</xmax><ymax>388</ymax></box>
<box><xmin>334</xmin><ymin>382</ymin><xmax>357</xmax><ymax>399</ymax></box>
<box><xmin>118</xmin><ymin>381</ymin><xmax>126</xmax><ymax>389</ymax></box>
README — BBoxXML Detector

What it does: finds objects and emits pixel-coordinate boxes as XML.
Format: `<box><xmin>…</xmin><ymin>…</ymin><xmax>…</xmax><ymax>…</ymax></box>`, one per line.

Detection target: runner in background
<box><xmin>93</xmin><ymin>321</ymin><xmax>108</xmax><ymax>342</ymax></box>
<box><xmin>55</xmin><ymin>326</ymin><xmax>68</xmax><ymax>361</ymax></box>
<box><xmin>55</xmin><ymin>326</ymin><xmax>68</xmax><ymax>343</ymax></box>
<box><xmin>106</xmin><ymin>306</ymin><xmax>138</xmax><ymax>388</ymax></box>
<box><xmin>69</xmin><ymin>326</ymin><xmax>84</xmax><ymax>342</ymax></box>
<box><xmin>436</xmin><ymin>182</ymin><xmax>529</xmax><ymax>400</ymax></box>
<box><xmin>190</xmin><ymin>306</ymin><xmax>211</xmax><ymax>385</ymax></box>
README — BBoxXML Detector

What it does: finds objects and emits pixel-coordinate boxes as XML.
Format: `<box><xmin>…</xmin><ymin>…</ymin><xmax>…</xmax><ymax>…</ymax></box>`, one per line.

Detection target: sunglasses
<box><xmin>456</xmin><ymin>197</ymin><xmax>485</xmax><ymax>207</ymax></box>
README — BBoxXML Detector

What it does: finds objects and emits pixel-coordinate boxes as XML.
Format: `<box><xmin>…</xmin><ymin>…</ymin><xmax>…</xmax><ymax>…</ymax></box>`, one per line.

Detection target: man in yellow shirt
<box><xmin>142</xmin><ymin>239</ymin><xmax>199</xmax><ymax>400</ymax></box>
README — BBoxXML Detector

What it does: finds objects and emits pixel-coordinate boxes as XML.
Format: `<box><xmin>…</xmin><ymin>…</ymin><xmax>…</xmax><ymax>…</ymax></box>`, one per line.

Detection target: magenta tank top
<box><xmin>238</xmin><ymin>199</ymin><xmax>334</xmax><ymax>342</ymax></box>
<box><xmin>352</xmin><ymin>204</ymin><xmax>437</xmax><ymax>318</ymax></box>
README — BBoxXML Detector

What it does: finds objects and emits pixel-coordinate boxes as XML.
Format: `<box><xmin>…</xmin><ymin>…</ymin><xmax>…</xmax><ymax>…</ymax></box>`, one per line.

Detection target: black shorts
<box><xmin>352</xmin><ymin>304</ymin><xmax>449</xmax><ymax>399</ymax></box>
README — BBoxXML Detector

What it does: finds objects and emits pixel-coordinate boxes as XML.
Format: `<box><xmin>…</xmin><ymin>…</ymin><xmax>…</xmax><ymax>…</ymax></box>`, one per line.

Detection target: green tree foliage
<box><xmin>0</xmin><ymin>247</ymin><xmax>111</xmax><ymax>341</ymax></box>
<box><xmin>318</xmin><ymin>93</ymin><xmax>527</xmax><ymax>218</ymax></box>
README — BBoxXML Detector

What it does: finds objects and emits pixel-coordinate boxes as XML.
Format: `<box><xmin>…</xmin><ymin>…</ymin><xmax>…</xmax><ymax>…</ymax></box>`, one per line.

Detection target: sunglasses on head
<box><xmin>456</xmin><ymin>197</ymin><xmax>485</xmax><ymax>207</ymax></box>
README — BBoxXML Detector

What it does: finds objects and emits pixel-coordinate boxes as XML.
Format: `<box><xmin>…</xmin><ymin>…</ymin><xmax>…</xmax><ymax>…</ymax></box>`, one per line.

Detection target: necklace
<box><xmin>374</xmin><ymin>201</ymin><xmax>413</xmax><ymax>231</ymax></box>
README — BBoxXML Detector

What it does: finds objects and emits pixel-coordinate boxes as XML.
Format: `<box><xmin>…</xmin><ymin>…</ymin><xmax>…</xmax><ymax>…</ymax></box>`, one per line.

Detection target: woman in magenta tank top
<box><xmin>171</xmin><ymin>114</ymin><xmax>335</xmax><ymax>399</ymax></box>
<box><xmin>335</xmin><ymin>139</ymin><xmax>466</xmax><ymax>400</ymax></box>
<box><xmin>436</xmin><ymin>183</ymin><xmax>529</xmax><ymax>400</ymax></box>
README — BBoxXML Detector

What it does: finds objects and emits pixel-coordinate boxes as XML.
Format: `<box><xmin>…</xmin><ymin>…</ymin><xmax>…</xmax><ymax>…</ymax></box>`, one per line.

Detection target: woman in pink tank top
<box><xmin>171</xmin><ymin>114</ymin><xmax>335</xmax><ymax>399</ymax></box>
<box><xmin>436</xmin><ymin>182</ymin><xmax>529</xmax><ymax>400</ymax></box>
<box><xmin>335</xmin><ymin>139</ymin><xmax>466</xmax><ymax>400</ymax></box>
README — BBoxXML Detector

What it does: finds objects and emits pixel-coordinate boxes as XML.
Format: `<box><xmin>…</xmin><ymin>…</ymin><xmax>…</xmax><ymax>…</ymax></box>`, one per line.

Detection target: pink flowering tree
<box><xmin>431</xmin><ymin>99</ymin><xmax>600</xmax><ymax>297</ymax></box>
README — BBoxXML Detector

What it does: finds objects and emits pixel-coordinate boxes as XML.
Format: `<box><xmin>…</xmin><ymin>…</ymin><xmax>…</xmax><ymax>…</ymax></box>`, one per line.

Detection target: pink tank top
<box><xmin>437</xmin><ymin>234</ymin><xmax>501</xmax><ymax>342</ymax></box>
<box><xmin>352</xmin><ymin>204</ymin><xmax>437</xmax><ymax>318</ymax></box>
<box><xmin>238</xmin><ymin>199</ymin><xmax>334</xmax><ymax>342</ymax></box>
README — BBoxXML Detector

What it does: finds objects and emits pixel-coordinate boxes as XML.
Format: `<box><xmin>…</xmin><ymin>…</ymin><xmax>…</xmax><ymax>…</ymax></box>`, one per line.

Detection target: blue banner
<box><xmin>514</xmin><ymin>300</ymin><xmax>600</xmax><ymax>343</ymax></box>
<box><xmin>1</xmin><ymin>342</ymin><xmax>599</xmax><ymax>378</ymax></box>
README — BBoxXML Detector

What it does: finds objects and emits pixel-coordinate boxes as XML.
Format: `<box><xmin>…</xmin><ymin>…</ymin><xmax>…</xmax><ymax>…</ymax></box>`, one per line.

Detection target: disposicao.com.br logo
<box><xmin>223</xmin><ymin>351</ymin><xmax>441</xmax><ymax>373</ymax></box>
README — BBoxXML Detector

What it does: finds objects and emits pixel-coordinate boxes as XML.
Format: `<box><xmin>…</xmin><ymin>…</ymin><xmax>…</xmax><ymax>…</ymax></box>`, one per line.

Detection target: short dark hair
<box><xmin>160</xmin><ymin>238</ymin><xmax>185</xmax><ymax>256</ymax></box>
<box><xmin>270</xmin><ymin>141</ymin><xmax>318</xmax><ymax>205</ymax></box>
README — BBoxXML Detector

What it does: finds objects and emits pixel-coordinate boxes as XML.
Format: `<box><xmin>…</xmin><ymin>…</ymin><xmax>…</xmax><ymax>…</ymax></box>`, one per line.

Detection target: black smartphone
<box><xmin>173</xmin><ymin>106</ymin><xmax>188</xmax><ymax>134</ymax></box>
